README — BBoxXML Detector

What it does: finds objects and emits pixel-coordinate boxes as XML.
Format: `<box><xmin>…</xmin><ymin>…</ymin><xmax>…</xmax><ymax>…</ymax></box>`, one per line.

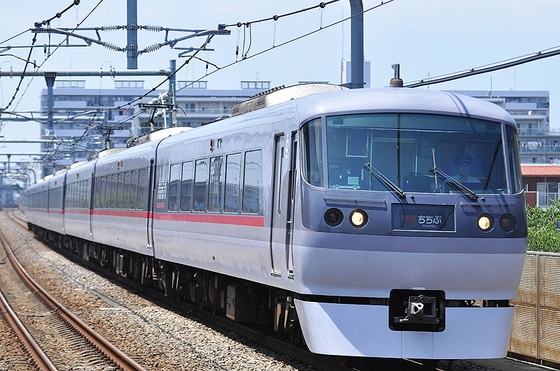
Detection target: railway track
<box><xmin>0</xmin><ymin>210</ymin><xmax>145</xmax><ymax>371</ymax></box>
<box><xmin>11</xmin><ymin>209</ymin><xmax>552</xmax><ymax>370</ymax></box>
<box><xmin>5</xmin><ymin>210</ymin><xmax>445</xmax><ymax>371</ymax></box>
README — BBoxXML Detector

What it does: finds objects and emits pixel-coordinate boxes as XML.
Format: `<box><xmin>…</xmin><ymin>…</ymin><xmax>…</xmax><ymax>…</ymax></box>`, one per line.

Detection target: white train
<box><xmin>27</xmin><ymin>85</ymin><xmax>527</xmax><ymax>360</ymax></box>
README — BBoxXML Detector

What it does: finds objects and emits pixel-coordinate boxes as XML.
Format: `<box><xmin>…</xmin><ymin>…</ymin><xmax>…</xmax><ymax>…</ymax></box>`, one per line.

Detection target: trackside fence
<box><xmin>509</xmin><ymin>251</ymin><xmax>560</xmax><ymax>364</ymax></box>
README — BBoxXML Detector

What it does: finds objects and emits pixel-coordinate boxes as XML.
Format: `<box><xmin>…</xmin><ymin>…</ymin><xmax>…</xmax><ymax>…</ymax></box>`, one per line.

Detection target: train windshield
<box><xmin>302</xmin><ymin>113</ymin><xmax>522</xmax><ymax>195</ymax></box>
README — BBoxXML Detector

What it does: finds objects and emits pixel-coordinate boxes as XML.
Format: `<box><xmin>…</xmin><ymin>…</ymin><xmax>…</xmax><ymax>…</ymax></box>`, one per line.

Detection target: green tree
<box><xmin>527</xmin><ymin>199</ymin><xmax>560</xmax><ymax>253</ymax></box>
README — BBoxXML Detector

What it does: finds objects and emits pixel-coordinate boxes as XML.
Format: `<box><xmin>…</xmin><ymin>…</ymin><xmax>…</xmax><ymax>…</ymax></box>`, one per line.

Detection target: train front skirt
<box><xmin>295</xmin><ymin>299</ymin><xmax>514</xmax><ymax>359</ymax></box>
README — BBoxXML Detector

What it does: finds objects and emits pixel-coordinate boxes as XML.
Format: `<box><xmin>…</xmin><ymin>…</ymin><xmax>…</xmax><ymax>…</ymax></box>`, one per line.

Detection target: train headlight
<box><xmin>324</xmin><ymin>208</ymin><xmax>343</xmax><ymax>227</ymax></box>
<box><xmin>477</xmin><ymin>215</ymin><xmax>493</xmax><ymax>231</ymax></box>
<box><xmin>350</xmin><ymin>209</ymin><xmax>368</xmax><ymax>228</ymax></box>
<box><xmin>499</xmin><ymin>214</ymin><xmax>516</xmax><ymax>232</ymax></box>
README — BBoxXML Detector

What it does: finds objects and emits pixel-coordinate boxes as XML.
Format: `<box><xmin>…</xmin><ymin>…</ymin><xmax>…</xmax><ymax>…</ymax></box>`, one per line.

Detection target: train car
<box><xmin>64</xmin><ymin>160</ymin><xmax>95</xmax><ymax>245</ymax></box>
<box><xmin>89</xmin><ymin>129</ymin><xmax>191</xmax><ymax>268</ymax></box>
<box><xmin>26</xmin><ymin>85</ymin><xmax>527</xmax><ymax>361</ymax></box>
<box><xmin>91</xmin><ymin>145</ymin><xmax>153</xmax><ymax>257</ymax></box>
<box><xmin>26</xmin><ymin>176</ymin><xmax>50</xmax><ymax>232</ymax></box>
<box><xmin>46</xmin><ymin>169</ymin><xmax>67</xmax><ymax>238</ymax></box>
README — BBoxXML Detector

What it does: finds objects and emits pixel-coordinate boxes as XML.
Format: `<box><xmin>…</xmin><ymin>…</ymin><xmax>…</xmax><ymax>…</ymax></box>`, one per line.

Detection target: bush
<box><xmin>527</xmin><ymin>199</ymin><xmax>560</xmax><ymax>253</ymax></box>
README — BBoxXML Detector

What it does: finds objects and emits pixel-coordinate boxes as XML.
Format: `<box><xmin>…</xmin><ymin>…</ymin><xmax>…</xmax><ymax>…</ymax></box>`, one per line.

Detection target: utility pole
<box><xmin>127</xmin><ymin>0</ymin><xmax>138</xmax><ymax>69</ymax></box>
<box><xmin>349</xmin><ymin>0</ymin><xmax>364</xmax><ymax>89</ymax></box>
<box><xmin>168</xmin><ymin>59</ymin><xmax>176</xmax><ymax>126</ymax></box>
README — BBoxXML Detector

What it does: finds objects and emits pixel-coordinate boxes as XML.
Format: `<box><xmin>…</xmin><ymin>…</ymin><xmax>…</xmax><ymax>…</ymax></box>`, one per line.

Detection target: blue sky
<box><xmin>1</xmin><ymin>0</ymin><xmax>559</xmax><ymax>152</ymax></box>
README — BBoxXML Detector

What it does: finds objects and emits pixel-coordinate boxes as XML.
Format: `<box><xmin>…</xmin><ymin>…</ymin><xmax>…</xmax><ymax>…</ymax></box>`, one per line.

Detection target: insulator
<box><xmin>103</xmin><ymin>42</ymin><xmax>121</xmax><ymax>52</ymax></box>
<box><xmin>144</xmin><ymin>25</ymin><xmax>163</xmax><ymax>32</ymax></box>
<box><xmin>102</xmin><ymin>25</ymin><xmax>120</xmax><ymax>31</ymax></box>
<box><xmin>143</xmin><ymin>44</ymin><xmax>162</xmax><ymax>53</ymax></box>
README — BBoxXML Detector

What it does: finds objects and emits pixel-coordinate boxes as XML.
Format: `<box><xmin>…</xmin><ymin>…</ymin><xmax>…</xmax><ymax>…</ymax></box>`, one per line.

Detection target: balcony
<box><xmin>518</xmin><ymin>129</ymin><xmax>546</xmax><ymax>136</ymax></box>
<box><xmin>519</xmin><ymin>145</ymin><xmax>560</xmax><ymax>154</ymax></box>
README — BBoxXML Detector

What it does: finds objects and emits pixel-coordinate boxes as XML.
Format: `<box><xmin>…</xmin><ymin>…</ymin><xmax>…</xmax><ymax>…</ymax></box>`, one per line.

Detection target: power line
<box><xmin>404</xmin><ymin>45</ymin><xmax>560</xmax><ymax>88</ymax></box>
<box><xmin>222</xmin><ymin>0</ymin><xmax>341</xmax><ymax>28</ymax></box>
<box><xmin>100</xmin><ymin>1</ymin><xmax>395</xmax><ymax>127</ymax></box>
<box><xmin>12</xmin><ymin>0</ymin><xmax>105</xmax><ymax>111</ymax></box>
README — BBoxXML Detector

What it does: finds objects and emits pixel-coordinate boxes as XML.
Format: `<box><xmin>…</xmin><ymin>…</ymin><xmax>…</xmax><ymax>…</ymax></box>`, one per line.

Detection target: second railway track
<box><xmin>0</xmin><ymin>211</ymin><xmax>145</xmax><ymax>371</ymax></box>
<box><xmin>1</xmin><ymin>210</ymin><xmax>327</xmax><ymax>370</ymax></box>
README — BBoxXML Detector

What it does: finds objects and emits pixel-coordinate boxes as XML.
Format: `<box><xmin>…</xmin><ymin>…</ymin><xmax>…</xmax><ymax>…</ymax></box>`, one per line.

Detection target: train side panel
<box><xmin>90</xmin><ymin>143</ymin><xmax>156</xmax><ymax>256</ymax></box>
<box><xmin>65</xmin><ymin>161</ymin><xmax>96</xmax><ymax>241</ymax></box>
<box><xmin>151</xmin><ymin>110</ymin><xmax>300</xmax><ymax>290</ymax></box>
<box><xmin>47</xmin><ymin>171</ymin><xmax>66</xmax><ymax>235</ymax></box>
<box><xmin>26</xmin><ymin>182</ymin><xmax>47</xmax><ymax>229</ymax></box>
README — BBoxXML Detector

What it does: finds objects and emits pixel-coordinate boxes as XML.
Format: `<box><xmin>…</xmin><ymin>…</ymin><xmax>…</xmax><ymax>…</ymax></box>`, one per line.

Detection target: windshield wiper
<box><xmin>364</xmin><ymin>162</ymin><xmax>406</xmax><ymax>199</ymax></box>
<box><xmin>430</xmin><ymin>167</ymin><xmax>478</xmax><ymax>201</ymax></box>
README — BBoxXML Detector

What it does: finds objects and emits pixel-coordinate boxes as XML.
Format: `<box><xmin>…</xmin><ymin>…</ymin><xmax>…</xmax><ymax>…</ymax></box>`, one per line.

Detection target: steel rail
<box><xmin>0</xmin><ymin>218</ymin><xmax>146</xmax><ymax>371</ymax></box>
<box><xmin>0</xmin><ymin>289</ymin><xmax>57</xmax><ymax>371</ymax></box>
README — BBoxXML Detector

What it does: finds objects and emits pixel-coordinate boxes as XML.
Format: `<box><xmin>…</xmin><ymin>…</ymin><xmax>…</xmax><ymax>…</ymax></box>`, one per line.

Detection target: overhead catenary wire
<box><xmin>404</xmin><ymin>45</ymin><xmax>560</xmax><ymax>88</ymax></box>
<box><xmin>98</xmin><ymin>0</ymin><xmax>395</xmax><ymax>129</ymax></box>
<box><xmin>11</xmin><ymin>0</ymin><xmax>105</xmax><ymax>111</ymax></box>
<box><xmin>223</xmin><ymin>0</ymin><xmax>340</xmax><ymax>28</ymax></box>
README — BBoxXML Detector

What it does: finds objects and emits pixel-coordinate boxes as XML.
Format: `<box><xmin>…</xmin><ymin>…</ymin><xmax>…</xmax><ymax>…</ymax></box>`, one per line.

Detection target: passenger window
<box><xmin>130</xmin><ymin>170</ymin><xmax>138</xmax><ymax>210</ymax></box>
<box><xmin>99</xmin><ymin>177</ymin><xmax>105</xmax><ymax>208</ymax></box>
<box><xmin>111</xmin><ymin>174</ymin><xmax>118</xmax><ymax>209</ymax></box>
<box><xmin>180</xmin><ymin>161</ymin><xmax>193</xmax><ymax>211</ymax></box>
<box><xmin>137</xmin><ymin>168</ymin><xmax>147</xmax><ymax>210</ymax></box>
<box><xmin>104</xmin><ymin>176</ymin><xmax>111</xmax><ymax>209</ymax></box>
<box><xmin>194</xmin><ymin>158</ymin><xmax>208</xmax><ymax>212</ymax></box>
<box><xmin>123</xmin><ymin>172</ymin><xmax>131</xmax><ymax>209</ymax></box>
<box><xmin>243</xmin><ymin>150</ymin><xmax>262</xmax><ymax>214</ymax></box>
<box><xmin>168</xmin><ymin>164</ymin><xmax>181</xmax><ymax>211</ymax></box>
<box><xmin>117</xmin><ymin>173</ymin><xmax>124</xmax><ymax>209</ymax></box>
<box><xmin>208</xmin><ymin>156</ymin><xmax>224</xmax><ymax>212</ymax></box>
<box><xmin>224</xmin><ymin>153</ymin><xmax>241</xmax><ymax>213</ymax></box>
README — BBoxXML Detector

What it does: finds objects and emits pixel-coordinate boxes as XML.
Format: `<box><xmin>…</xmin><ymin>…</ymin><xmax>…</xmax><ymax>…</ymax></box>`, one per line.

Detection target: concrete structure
<box><xmin>452</xmin><ymin>90</ymin><xmax>556</xmax><ymax>164</ymax></box>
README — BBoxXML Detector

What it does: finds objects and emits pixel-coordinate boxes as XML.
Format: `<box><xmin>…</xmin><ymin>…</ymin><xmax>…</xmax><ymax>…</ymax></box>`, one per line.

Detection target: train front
<box><xmin>293</xmin><ymin>90</ymin><xmax>527</xmax><ymax>359</ymax></box>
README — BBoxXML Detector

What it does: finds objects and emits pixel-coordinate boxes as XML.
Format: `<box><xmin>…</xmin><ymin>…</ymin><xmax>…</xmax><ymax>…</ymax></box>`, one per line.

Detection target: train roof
<box><xmin>154</xmin><ymin>87</ymin><xmax>517</xmax><ymax>150</ymax></box>
<box><xmin>293</xmin><ymin>87</ymin><xmax>516</xmax><ymax>126</ymax></box>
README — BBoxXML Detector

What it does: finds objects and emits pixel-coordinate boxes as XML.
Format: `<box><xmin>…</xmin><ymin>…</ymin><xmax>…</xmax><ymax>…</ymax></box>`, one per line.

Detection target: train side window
<box><xmin>301</xmin><ymin>118</ymin><xmax>324</xmax><ymax>187</ymax></box>
<box><xmin>180</xmin><ymin>161</ymin><xmax>193</xmax><ymax>211</ymax></box>
<box><xmin>94</xmin><ymin>178</ymin><xmax>100</xmax><ymax>209</ymax></box>
<box><xmin>168</xmin><ymin>164</ymin><xmax>181</xmax><ymax>212</ymax></box>
<box><xmin>103</xmin><ymin>176</ymin><xmax>110</xmax><ymax>209</ymax></box>
<box><xmin>130</xmin><ymin>170</ymin><xmax>138</xmax><ymax>210</ymax></box>
<box><xmin>137</xmin><ymin>168</ymin><xmax>148</xmax><ymax>210</ymax></box>
<box><xmin>80</xmin><ymin>182</ymin><xmax>84</xmax><ymax>208</ymax></box>
<box><xmin>99</xmin><ymin>177</ymin><xmax>106</xmax><ymax>209</ymax></box>
<box><xmin>74</xmin><ymin>182</ymin><xmax>78</xmax><ymax>209</ymax></box>
<box><xmin>123</xmin><ymin>172</ymin><xmax>131</xmax><ymax>210</ymax></box>
<box><xmin>194</xmin><ymin>158</ymin><xmax>208</xmax><ymax>212</ymax></box>
<box><xmin>67</xmin><ymin>184</ymin><xmax>72</xmax><ymax>209</ymax></box>
<box><xmin>111</xmin><ymin>174</ymin><xmax>118</xmax><ymax>209</ymax></box>
<box><xmin>243</xmin><ymin>150</ymin><xmax>262</xmax><ymax>214</ymax></box>
<box><xmin>117</xmin><ymin>173</ymin><xmax>124</xmax><ymax>209</ymax></box>
<box><xmin>225</xmin><ymin>153</ymin><xmax>242</xmax><ymax>213</ymax></box>
<box><xmin>86</xmin><ymin>179</ymin><xmax>91</xmax><ymax>209</ymax></box>
<box><xmin>78</xmin><ymin>181</ymin><xmax>83</xmax><ymax>209</ymax></box>
<box><xmin>208</xmin><ymin>156</ymin><xmax>224</xmax><ymax>212</ymax></box>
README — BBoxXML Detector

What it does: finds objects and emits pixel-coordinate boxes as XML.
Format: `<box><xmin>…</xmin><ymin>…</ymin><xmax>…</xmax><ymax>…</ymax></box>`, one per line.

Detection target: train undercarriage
<box><xmin>28</xmin><ymin>224</ymin><xmax>302</xmax><ymax>345</ymax></box>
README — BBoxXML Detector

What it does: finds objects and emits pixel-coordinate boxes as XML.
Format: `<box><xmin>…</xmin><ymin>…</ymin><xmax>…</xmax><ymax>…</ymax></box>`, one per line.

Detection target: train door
<box><xmin>269</xmin><ymin>132</ymin><xmax>297</xmax><ymax>278</ymax></box>
<box><xmin>147</xmin><ymin>159</ymin><xmax>155</xmax><ymax>251</ymax></box>
<box><xmin>89</xmin><ymin>173</ymin><xmax>95</xmax><ymax>237</ymax></box>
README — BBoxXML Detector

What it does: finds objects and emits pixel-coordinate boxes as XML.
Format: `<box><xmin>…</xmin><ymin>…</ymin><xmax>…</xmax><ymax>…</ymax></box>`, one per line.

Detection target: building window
<box><xmin>115</xmin><ymin>80</ymin><xmax>144</xmax><ymax>89</ymax></box>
